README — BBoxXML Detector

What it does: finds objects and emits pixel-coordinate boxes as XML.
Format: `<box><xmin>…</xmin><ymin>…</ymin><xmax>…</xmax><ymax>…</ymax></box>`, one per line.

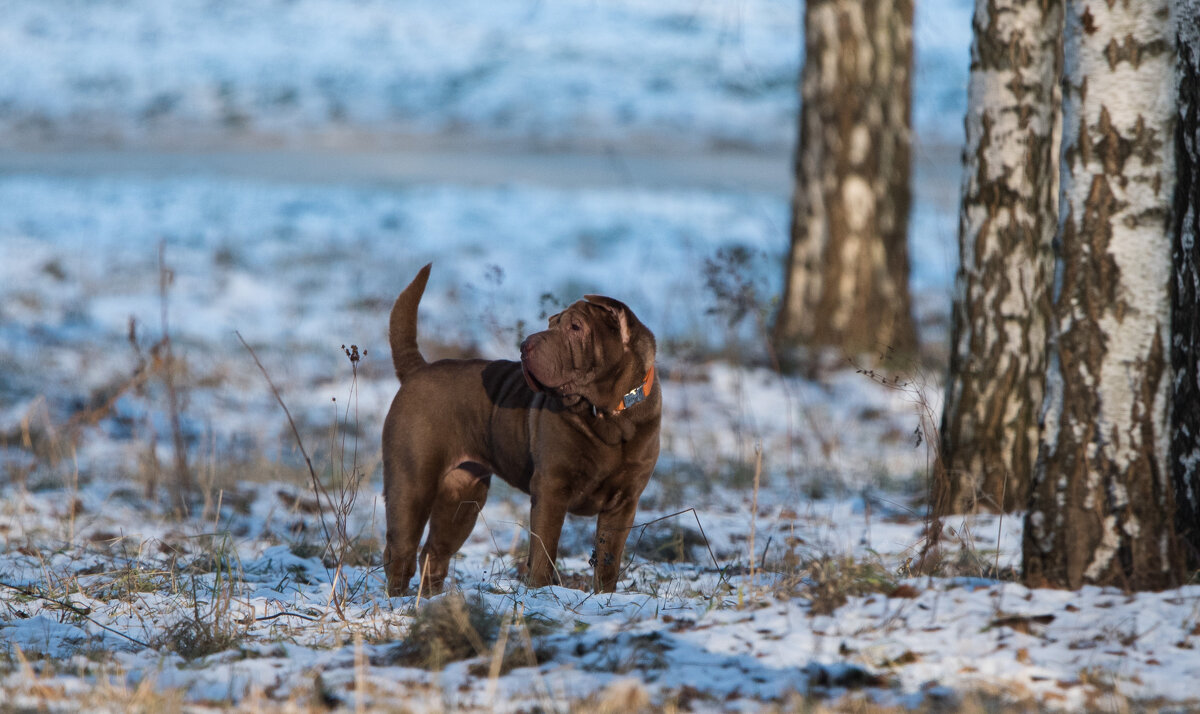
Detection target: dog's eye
<box><xmin>570</xmin><ymin>322</ymin><xmax>582</xmax><ymax>332</ymax></box>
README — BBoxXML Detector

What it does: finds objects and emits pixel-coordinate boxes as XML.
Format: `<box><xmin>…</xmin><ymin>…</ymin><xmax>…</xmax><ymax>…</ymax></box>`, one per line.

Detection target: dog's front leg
<box><xmin>593</xmin><ymin>497</ymin><xmax>638</xmax><ymax>593</ymax></box>
<box><xmin>525</xmin><ymin>482</ymin><xmax>567</xmax><ymax>588</ymax></box>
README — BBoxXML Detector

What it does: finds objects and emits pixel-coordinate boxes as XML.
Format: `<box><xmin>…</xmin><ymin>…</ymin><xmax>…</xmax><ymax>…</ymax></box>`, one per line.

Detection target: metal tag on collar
<box><xmin>622</xmin><ymin>385</ymin><xmax>645</xmax><ymax>409</ymax></box>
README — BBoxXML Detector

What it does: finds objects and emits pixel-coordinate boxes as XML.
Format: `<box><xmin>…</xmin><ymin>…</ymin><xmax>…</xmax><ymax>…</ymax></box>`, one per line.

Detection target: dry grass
<box><xmin>2</xmin><ymin>652</ymin><xmax>188</xmax><ymax>714</ymax></box>
<box><xmin>156</xmin><ymin>534</ymin><xmax>249</xmax><ymax>660</ymax></box>
<box><xmin>571</xmin><ymin>678</ymin><xmax>655</xmax><ymax>713</ymax></box>
<box><xmin>382</xmin><ymin>592</ymin><xmax>499</xmax><ymax>669</ymax></box>
<box><xmin>373</xmin><ymin>592</ymin><xmax>548</xmax><ymax>676</ymax></box>
<box><xmin>753</xmin><ymin>530</ymin><xmax>903</xmax><ymax>616</ymax></box>
<box><xmin>795</xmin><ymin>555</ymin><xmax>899</xmax><ymax>616</ymax></box>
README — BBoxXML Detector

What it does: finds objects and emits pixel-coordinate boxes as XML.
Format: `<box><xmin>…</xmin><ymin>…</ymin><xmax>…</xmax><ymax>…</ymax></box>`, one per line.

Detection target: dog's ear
<box><xmin>584</xmin><ymin>295</ymin><xmax>640</xmax><ymax>346</ymax></box>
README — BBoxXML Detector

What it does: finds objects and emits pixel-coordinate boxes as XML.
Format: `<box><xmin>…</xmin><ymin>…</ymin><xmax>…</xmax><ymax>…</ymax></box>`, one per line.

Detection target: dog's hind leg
<box><xmin>382</xmin><ymin>447</ymin><xmax>440</xmax><ymax>597</ymax></box>
<box><xmin>419</xmin><ymin>463</ymin><xmax>491</xmax><ymax>592</ymax></box>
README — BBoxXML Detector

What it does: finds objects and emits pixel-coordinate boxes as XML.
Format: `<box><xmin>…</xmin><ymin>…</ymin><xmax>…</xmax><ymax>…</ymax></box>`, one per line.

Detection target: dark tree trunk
<box><xmin>1172</xmin><ymin>0</ymin><xmax>1200</xmax><ymax>568</ymax></box>
<box><xmin>774</xmin><ymin>0</ymin><xmax>917</xmax><ymax>365</ymax></box>
<box><xmin>937</xmin><ymin>0</ymin><xmax>1063</xmax><ymax>516</ymax></box>
<box><xmin>1023</xmin><ymin>0</ymin><xmax>1183</xmax><ymax>591</ymax></box>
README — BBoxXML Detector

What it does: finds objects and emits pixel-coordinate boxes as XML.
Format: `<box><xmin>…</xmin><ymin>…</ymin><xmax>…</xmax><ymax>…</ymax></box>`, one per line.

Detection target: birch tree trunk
<box><xmin>1023</xmin><ymin>0</ymin><xmax>1183</xmax><ymax>591</ymax></box>
<box><xmin>774</xmin><ymin>0</ymin><xmax>917</xmax><ymax>364</ymax></box>
<box><xmin>1172</xmin><ymin>0</ymin><xmax>1200</xmax><ymax>565</ymax></box>
<box><xmin>937</xmin><ymin>0</ymin><xmax>1063</xmax><ymax>516</ymax></box>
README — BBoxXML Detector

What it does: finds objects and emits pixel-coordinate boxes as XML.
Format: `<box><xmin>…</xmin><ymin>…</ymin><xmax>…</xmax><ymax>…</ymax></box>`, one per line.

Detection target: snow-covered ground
<box><xmin>4</xmin><ymin>1</ymin><xmax>1198</xmax><ymax>711</ymax></box>
<box><xmin>3</xmin><ymin>170</ymin><xmax>1198</xmax><ymax>710</ymax></box>
<box><xmin>3</xmin><ymin>348</ymin><xmax>1199</xmax><ymax>710</ymax></box>
<box><xmin>0</xmin><ymin>0</ymin><xmax>971</xmax><ymax>151</ymax></box>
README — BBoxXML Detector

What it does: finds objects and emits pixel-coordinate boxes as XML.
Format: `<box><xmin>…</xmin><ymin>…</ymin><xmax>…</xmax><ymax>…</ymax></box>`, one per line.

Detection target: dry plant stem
<box><xmin>454</xmin><ymin>601</ymin><xmax>490</xmax><ymax>658</ymax></box>
<box><xmin>995</xmin><ymin>472</ymin><xmax>1007</xmax><ymax>576</ymax></box>
<box><xmin>340</xmin><ymin>351</ymin><xmax>362</xmax><ymax>499</ymax></box>
<box><xmin>416</xmin><ymin>553</ymin><xmax>431</xmax><ymax>607</ymax></box>
<box><xmin>514</xmin><ymin>602</ymin><xmax>557</xmax><ymax>712</ymax></box>
<box><xmin>328</xmin><ymin>567</ymin><xmax>343</xmax><ymax>611</ymax></box>
<box><xmin>922</xmin><ymin>429</ymin><xmax>943</xmax><ymax>566</ymax></box>
<box><xmin>159</xmin><ymin>241</ymin><xmax>191</xmax><ymax>513</ymax></box>
<box><xmin>67</xmin><ymin>450</ymin><xmax>79</xmax><ymax>543</ymax></box>
<box><xmin>527</xmin><ymin>529</ymin><xmax>563</xmax><ymax>587</ymax></box>
<box><xmin>748</xmin><ymin>443</ymin><xmax>762</xmax><ymax>591</ymax></box>
<box><xmin>484</xmin><ymin>609</ymin><xmax>515</xmax><ymax>704</ymax></box>
<box><xmin>329</xmin><ymin>348</ymin><xmax>368</xmax><ymax>597</ymax></box>
<box><xmin>67</xmin><ymin>359</ymin><xmax>154</xmax><ymax>436</ymax></box>
<box><xmin>238</xmin><ymin>331</ymin><xmax>350</xmax><ymax>620</ymax></box>
<box><xmin>354</xmin><ymin>630</ymin><xmax>366</xmax><ymax>714</ymax></box>
<box><xmin>852</xmin><ymin>356</ymin><xmax>945</xmax><ymax>567</ymax></box>
<box><xmin>235</xmin><ymin>331</ymin><xmax>332</xmax><ymax>548</ymax></box>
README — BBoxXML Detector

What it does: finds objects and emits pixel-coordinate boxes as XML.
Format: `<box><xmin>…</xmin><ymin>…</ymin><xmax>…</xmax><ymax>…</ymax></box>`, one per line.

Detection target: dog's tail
<box><xmin>389</xmin><ymin>263</ymin><xmax>431</xmax><ymax>381</ymax></box>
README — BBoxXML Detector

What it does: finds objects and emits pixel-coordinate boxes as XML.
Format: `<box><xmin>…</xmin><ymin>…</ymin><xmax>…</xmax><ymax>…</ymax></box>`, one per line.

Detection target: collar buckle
<box><xmin>614</xmin><ymin>364</ymin><xmax>655</xmax><ymax>413</ymax></box>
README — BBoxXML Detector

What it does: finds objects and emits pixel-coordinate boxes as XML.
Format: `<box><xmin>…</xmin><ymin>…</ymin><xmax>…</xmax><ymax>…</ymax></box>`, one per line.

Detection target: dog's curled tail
<box><xmin>389</xmin><ymin>263</ymin><xmax>432</xmax><ymax>381</ymax></box>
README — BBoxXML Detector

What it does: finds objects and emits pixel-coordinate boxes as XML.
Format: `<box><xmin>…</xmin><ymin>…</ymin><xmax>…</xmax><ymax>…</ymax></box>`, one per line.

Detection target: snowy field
<box><xmin>4</xmin><ymin>1</ymin><xmax>1200</xmax><ymax>712</ymax></box>
<box><xmin>0</xmin><ymin>0</ymin><xmax>970</xmax><ymax>151</ymax></box>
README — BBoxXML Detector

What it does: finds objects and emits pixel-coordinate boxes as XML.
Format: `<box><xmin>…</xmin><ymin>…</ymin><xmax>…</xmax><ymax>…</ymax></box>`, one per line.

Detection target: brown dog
<box><xmin>381</xmin><ymin>264</ymin><xmax>660</xmax><ymax>595</ymax></box>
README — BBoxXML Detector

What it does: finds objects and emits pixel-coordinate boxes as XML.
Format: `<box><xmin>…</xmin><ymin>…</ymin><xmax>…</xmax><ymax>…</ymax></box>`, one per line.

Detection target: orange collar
<box><xmin>615</xmin><ymin>364</ymin><xmax>655</xmax><ymax>413</ymax></box>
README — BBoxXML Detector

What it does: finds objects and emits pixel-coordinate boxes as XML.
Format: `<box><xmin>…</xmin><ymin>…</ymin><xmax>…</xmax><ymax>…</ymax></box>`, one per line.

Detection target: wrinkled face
<box><xmin>520</xmin><ymin>301</ymin><xmax>623</xmax><ymax>395</ymax></box>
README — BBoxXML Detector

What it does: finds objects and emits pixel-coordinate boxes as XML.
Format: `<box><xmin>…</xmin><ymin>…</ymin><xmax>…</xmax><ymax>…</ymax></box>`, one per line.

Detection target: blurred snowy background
<box><xmin>0</xmin><ymin>0</ymin><xmax>976</xmax><ymax>498</ymax></box>
<box><xmin>0</xmin><ymin>0</ymin><xmax>972</xmax><ymax>412</ymax></box>
<box><xmin>0</xmin><ymin>0</ymin><xmax>968</xmax><ymax>151</ymax></box>
<box><xmin>0</xmin><ymin>0</ymin><xmax>982</xmax><ymax>515</ymax></box>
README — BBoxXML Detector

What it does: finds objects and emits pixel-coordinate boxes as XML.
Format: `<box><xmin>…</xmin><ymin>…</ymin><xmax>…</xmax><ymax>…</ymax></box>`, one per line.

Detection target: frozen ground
<box><xmin>2</xmin><ymin>347</ymin><xmax>1199</xmax><ymax>711</ymax></box>
<box><xmin>2</xmin><ymin>171</ymin><xmax>1199</xmax><ymax>711</ymax></box>
<box><xmin>7</xmin><ymin>434</ymin><xmax>1199</xmax><ymax>713</ymax></box>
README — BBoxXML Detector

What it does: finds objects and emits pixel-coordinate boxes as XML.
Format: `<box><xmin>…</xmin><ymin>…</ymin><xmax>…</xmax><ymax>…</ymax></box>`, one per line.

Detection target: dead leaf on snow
<box><xmin>988</xmin><ymin>614</ymin><xmax>1055</xmax><ymax>634</ymax></box>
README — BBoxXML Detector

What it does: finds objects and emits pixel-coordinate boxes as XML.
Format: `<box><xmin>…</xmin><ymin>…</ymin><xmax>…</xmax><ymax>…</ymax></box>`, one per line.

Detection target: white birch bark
<box><xmin>1024</xmin><ymin>0</ymin><xmax>1182</xmax><ymax>590</ymax></box>
<box><xmin>938</xmin><ymin>0</ymin><xmax>1062</xmax><ymax>515</ymax></box>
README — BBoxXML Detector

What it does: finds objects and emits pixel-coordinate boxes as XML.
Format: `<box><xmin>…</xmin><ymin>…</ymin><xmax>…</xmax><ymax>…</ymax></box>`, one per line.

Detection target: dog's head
<box><xmin>520</xmin><ymin>295</ymin><xmax>655</xmax><ymax>411</ymax></box>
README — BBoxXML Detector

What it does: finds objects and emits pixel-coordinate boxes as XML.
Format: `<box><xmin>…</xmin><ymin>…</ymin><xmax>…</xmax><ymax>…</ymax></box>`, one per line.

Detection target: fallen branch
<box><xmin>255</xmin><ymin>610</ymin><xmax>319</xmax><ymax>623</ymax></box>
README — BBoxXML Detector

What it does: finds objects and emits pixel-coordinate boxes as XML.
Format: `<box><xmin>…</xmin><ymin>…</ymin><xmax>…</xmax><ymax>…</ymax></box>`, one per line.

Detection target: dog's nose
<box><xmin>520</xmin><ymin>332</ymin><xmax>541</xmax><ymax>357</ymax></box>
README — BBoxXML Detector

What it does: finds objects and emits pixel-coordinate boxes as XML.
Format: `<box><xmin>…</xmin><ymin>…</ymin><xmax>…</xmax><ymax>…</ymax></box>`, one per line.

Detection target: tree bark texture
<box><xmin>938</xmin><ymin>0</ymin><xmax>1063</xmax><ymax>516</ymax></box>
<box><xmin>774</xmin><ymin>0</ymin><xmax>918</xmax><ymax>362</ymax></box>
<box><xmin>1171</xmin><ymin>0</ymin><xmax>1200</xmax><ymax>567</ymax></box>
<box><xmin>1023</xmin><ymin>0</ymin><xmax>1183</xmax><ymax>591</ymax></box>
